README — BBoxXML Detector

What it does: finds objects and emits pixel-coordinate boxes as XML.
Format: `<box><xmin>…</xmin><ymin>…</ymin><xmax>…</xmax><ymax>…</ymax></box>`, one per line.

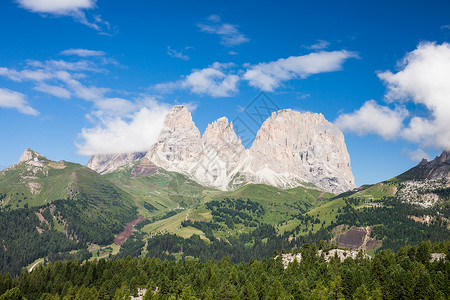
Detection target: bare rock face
<box><xmin>1</xmin><ymin>148</ymin><xmax>49</xmax><ymax>180</ymax></box>
<box><xmin>86</xmin><ymin>152</ymin><xmax>146</xmax><ymax>174</ymax></box>
<box><xmin>399</xmin><ymin>149</ymin><xmax>450</xmax><ymax>181</ymax></box>
<box><xmin>421</xmin><ymin>150</ymin><xmax>450</xmax><ymax>179</ymax></box>
<box><xmin>143</xmin><ymin>106</ymin><xmax>355</xmax><ymax>193</ymax></box>
<box><xmin>197</xmin><ymin>117</ymin><xmax>247</xmax><ymax>189</ymax></box>
<box><xmin>18</xmin><ymin>148</ymin><xmax>47</xmax><ymax>164</ymax></box>
<box><xmin>130</xmin><ymin>158</ymin><xmax>159</xmax><ymax>177</ymax></box>
<box><xmin>146</xmin><ymin>105</ymin><xmax>203</xmax><ymax>175</ymax></box>
<box><xmin>243</xmin><ymin>109</ymin><xmax>355</xmax><ymax>193</ymax></box>
<box><xmin>92</xmin><ymin>105</ymin><xmax>355</xmax><ymax>193</ymax></box>
<box><xmin>145</xmin><ymin>107</ymin><xmax>247</xmax><ymax>190</ymax></box>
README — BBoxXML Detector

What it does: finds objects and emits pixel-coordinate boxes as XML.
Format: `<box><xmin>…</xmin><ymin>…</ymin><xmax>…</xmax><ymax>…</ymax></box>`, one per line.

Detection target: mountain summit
<box><xmin>400</xmin><ymin>149</ymin><xmax>450</xmax><ymax>181</ymax></box>
<box><xmin>18</xmin><ymin>148</ymin><xmax>47</xmax><ymax>164</ymax></box>
<box><xmin>243</xmin><ymin>109</ymin><xmax>355</xmax><ymax>193</ymax></box>
<box><xmin>87</xmin><ymin>105</ymin><xmax>356</xmax><ymax>193</ymax></box>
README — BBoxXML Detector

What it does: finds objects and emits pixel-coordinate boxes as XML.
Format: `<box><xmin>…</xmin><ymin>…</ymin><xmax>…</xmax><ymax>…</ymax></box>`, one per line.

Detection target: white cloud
<box><xmin>183</xmin><ymin>68</ymin><xmax>239</xmax><ymax>97</ymax></box>
<box><xmin>0</xmin><ymin>67</ymin><xmax>53</xmax><ymax>82</ymax></box>
<box><xmin>60</xmin><ymin>49</ymin><xmax>106</xmax><ymax>57</ymax></box>
<box><xmin>154</xmin><ymin>62</ymin><xmax>239</xmax><ymax>97</ymax></box>
<box><xmin>335</xmin><ymin>100</ymin><xmax>409</xmax><ymax>140</ymax></box>
<box><xmin>441</xmin><ymin>25</ymin><xmax>450</xmax><ymax>30</ymax></box>
<box><xmin>167</xmin><ymin>46</ymin><xmax>190</xmax><ymax>60</ymax></box>
<box><xmin>34</xmin><ymin>84</ymin><xmax>71</xmax><ymax>98</ymax></box>
<box><xmin>404</xmin><ymin>149</ymin><xmax>431</xmax><ymax>162</ymax></box>
<box><xmin>16</xmin><ymin>0</ymin><xmax>95</xmax><ymax>14</ymax></box>
<box><xmin>0</xmin><ymin>88</ymin><xmax>39</xmax><ymax>116</ymax></box>
<box><xmin>77</xmin><ymin>98</ymin><xmax>171</xmax><ymax>155</ymax></box>
<box><xmin>0</xmin><ymin>56</ymin><xmax>113</xmax><ymax>101</ymax></box>
<box><xmin>93</xmin><ymin>98</ymin><xmax>136</xmax><ymax>115</ymax></box>
<box><xmin>16</xmin><ymin>0</ymin><xmax>113</xmax><ymax>33</ymax></box>
<box><xmin>304</xmin><ymin>40</ymin><xmax>330</xmax><ymax>50</ymax></box>
<box><xmin>378</xmin><ymin>42</ymin><xmax>450</xmax><ymax>149</ymax></box>
<box><xmin>243</xmin><ymin>50</ymin><xmax>358</xmax><ymax>91</ymax></box>
<box><xmin>198</xmin><ymin>15</ymin><xmax>249</xmax><ymax>47</ymax></box>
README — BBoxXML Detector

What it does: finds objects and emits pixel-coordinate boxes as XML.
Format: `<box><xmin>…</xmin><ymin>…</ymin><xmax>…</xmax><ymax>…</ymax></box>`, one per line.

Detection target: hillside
<box><xmin>0</xmin><ymin>149</ymin><xmax>449</xmax><ymax>276</ymax></box>
<box><xmin>0</xmin><ymin>149</ymin><xmax>138</xmax><ymax>275</ymax></box>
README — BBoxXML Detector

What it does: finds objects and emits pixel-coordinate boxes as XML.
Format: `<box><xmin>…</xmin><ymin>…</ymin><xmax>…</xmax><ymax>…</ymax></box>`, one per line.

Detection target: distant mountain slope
<box><xmin>0</xmin><ymin>149</ymin><xmax>134</xmax><ymax>212</ymax></box>
<box><xmin>0</xmin><ymin>150</ymin><xmax>138</xmax><ymax>241</ymax></box>
<box><xmin>86</xmin><ymin>151</ymin><xmax>146</xmax><ymax>175</ymax></box>
<box><xmin>397</xmin><ymin>150</ymin><xmax>450</xmax><ymax>181</ymax></box>
<box><xmin>0</xmin><ymin>149</ymin><xmax>139</xmax><ymax>275</ymax></box>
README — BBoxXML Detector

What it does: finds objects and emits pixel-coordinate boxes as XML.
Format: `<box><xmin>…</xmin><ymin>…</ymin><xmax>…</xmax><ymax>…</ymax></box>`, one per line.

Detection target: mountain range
<box><xmin>0</xmin><ymin>106</ymin><xmax>449</xmax><ymax>276</ymax></box>
<box><xmin>88</xmin><ymin>105</ymin><xmax>355</xmax><ymax>194</ymax></box>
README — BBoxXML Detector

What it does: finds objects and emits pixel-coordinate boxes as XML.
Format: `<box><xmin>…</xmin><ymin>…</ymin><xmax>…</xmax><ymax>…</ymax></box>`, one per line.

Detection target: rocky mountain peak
<box><xmin>246</xmin><ymin>109</ymin><xmax>355</xmax><ymax>193</ymax></box>
<box><xmin>399</xmin><ymin>149</ymin><xmax>450</xmax><ymax>181</ymax></box>
<box><xmin>197</xmin><ymin>116</ymin><xmax>248</xmax><ymax>189</ymax></box>
<box><xmin>88</xmin><ymin>105</ymin><xmax>356</xmax><ymax>193</ymax></box>
<box><xmin>145</xmin><ymin>105</ymin><xmax>203</xmax><ymax>174</ymax></box>
<box><xmin>438</xmin><ymin>150</ymin><xmax>449</xmax><ymax>163</ymax></box>
<box><xmin>18</xmin><ymin>148</ymin><xmax>46</xmax><ymax>164</ymax></box>
<box><xmin>163</xmin><ymin>105</ymin><xmax>196</xmax><ymax>130</ymax></box>
<box><xmin>202</xmin><ymin>117</ymin><xmax>244</xmax><ymax>154</ymax></box>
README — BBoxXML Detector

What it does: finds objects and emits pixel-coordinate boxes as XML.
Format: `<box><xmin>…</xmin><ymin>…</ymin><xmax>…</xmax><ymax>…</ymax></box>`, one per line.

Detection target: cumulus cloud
<box><xmin>16</xmin><ymin>0</ymin><xmax>112</xmax><ymax>33</ymax></box>
<box><xmin>16</xmin><ymin>0</ymin><xmax>95</xmax><ymax>14</ymax></box>
<box><xmin>403</xmin><ymin>149</ymin><xmax>431</xmax><ymax>162</ymax></box>
<box><xmin>77</xmin><ymin>98</ymin><xmax>171</xmax><ymax>155</ymax></box>
<box><xmin>0</xmin><ymin>88</ymin><xmax>39</xmax><ymax>116</ymax></box>
<box><xmin>335</xmin><ymin>100</ymin><xmax>409</xmax><ymax>140</ymax></box>
<box><xmin>198</xmin><ymin>15</ymin><xmax>249</xmax><ymax>47</ymax></box>
<box><xmin>0</xmin><ymin>52</ymin><xmax>172</xmax><ymax>156</ymax></box>
<box><xmin>60</xmin><ymin>49</ymin><xmax>106</xmax><ymax>57</ymax></box>
<box><xmin>378</xmin><ymin>42</ymin><xmax>450</xmax><ymax>149</ymax></box>
<box><xmin>243</xmin><ymin>50</ymin><xmax>358</xmax><ymax>91</ymax></box>
<box><xmin>154</xmin><ymin>62</ymin><xmax>239</xmax><ymax>97</ymax></box>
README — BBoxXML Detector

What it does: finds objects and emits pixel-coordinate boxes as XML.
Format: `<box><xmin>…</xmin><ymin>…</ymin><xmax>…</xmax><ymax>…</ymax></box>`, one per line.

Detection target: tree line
<box><xmin>0</xmin><ymin>241</ymin><xmax>448</xmax><ymax>299</ymax></box>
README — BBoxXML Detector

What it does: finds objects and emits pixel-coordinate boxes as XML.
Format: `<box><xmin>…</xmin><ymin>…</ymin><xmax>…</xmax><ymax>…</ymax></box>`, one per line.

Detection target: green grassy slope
<box><xmin>104</xmin><ymin>163</ymin><xmax>216</xmax><ymax>217</ymax></box>
<box><xmin>0</xmin><ymin>160</ymin><xmax>82</xmax><ymax>209</ymax></box>
<box><xmin>0</xmin><ymin>153</ymin><xmax>139</xmax><ymax>258</ymax></box>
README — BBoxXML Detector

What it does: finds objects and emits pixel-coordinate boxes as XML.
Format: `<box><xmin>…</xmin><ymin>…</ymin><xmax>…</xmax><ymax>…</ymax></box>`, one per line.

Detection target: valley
<box><xmin>0</xmin><ymin>147</ymin><xmax>449</xmax><ymax>277</ymax></box>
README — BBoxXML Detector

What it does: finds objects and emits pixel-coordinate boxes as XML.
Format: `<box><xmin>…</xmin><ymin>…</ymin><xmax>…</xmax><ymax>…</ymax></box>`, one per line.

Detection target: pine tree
<box><xmin>239</xmin><ymin>282</ymin><xmax>258</xmax><ymax>300</ymax></box>
<box><xmin>352</xmin><ymin>285</ymin><xmax>368</xmax><ymax>300</ymax></box>
<box><xmin>179</xmin><ymin>286</ymin><xmax>196</xmax><ymax>300</ymax></box>
<box><xmin>0</xmin><ymin>287</ymin><xmax>22</xmax><ymax>300</ymax></box>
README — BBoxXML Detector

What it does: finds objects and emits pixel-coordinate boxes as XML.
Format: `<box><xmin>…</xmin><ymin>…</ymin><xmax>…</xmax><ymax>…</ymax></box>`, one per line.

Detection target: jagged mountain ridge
<box><xmin>393</xmin><ymin>150</ymin><xmax>450</xmax><ymax>207</ymax></box>
<box><xmin>398</xmin><ymin>150</ymin><xmax>450</xmax><ymax>181</ymax></box>
<box><xmin>88</xmin><ymin>105</ymin><xmax>356</xmax><ymax>193</ymax></box>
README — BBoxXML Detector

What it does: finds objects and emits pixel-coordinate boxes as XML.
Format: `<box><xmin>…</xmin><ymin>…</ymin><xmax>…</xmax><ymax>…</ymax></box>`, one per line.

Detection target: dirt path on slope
<box><xmin>315</xmin><ymin>192</ymin><xmax>327</xmax><ymax>204</ymax></box>
<box><xmin>29</xmin><ymin>259</ymin><xmax>44</xmax><ymax>272</ymax></box>
<box><xmin>114</xmin><ymin>215</ymin><xmax>147</xmax><ymax>246</ymax></box>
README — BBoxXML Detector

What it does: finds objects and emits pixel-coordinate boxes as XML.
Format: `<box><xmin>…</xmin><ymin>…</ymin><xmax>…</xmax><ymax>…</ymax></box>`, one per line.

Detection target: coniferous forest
<box><xmin>0</xmin><ymin>241</ymin><xmax>448</xmax><ymax>299</ymax></box>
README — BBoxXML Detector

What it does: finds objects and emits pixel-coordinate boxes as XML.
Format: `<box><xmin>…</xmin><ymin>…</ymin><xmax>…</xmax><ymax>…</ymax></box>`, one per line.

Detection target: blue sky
<box><xmin>1</xmin><ymin>0</ymin><xmax>450</xmax><ymax>186</ymax></box>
